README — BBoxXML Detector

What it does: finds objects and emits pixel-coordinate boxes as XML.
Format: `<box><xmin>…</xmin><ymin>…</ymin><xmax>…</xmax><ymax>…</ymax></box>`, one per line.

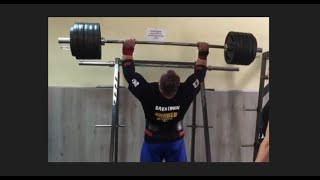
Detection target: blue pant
<box><xmin>140</xmin><ymin>139</ymin><xmax>187</xmax><ymax>162</ymax></box>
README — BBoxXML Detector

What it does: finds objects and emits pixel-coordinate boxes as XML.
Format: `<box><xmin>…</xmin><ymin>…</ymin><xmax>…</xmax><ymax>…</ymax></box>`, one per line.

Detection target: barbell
<box><xmin>58</xmin><ymin>22</ymin><xmax>263</xmax><ymax>66</ymax></box>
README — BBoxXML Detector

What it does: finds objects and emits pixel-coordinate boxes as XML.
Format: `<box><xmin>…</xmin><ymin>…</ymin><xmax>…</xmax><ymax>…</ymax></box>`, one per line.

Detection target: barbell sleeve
<box><xmin>78</xmin><ymin>61</ymin><xmax>115</xmax><ymax>66</ymax></box>
<box><xmin>58</xmin><ymin>37</ymin><xmax>262</xmax><ymax>53</ymax></box>
<box><xmin>207</xmin><ymin>65</ymin><xmax>239</xmax><ymax>71</ymax></box>
<box><xmin>58</xmin><ymin>37</ymin><xmax>71</xmax><ymax>44</ymax></box>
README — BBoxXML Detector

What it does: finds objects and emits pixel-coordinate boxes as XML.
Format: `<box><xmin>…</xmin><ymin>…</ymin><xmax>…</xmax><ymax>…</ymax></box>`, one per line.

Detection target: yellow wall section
<box><xmin>49</xmin><ymin>17</ymin><xmax>269</xmax><ymax>91</ymax></box>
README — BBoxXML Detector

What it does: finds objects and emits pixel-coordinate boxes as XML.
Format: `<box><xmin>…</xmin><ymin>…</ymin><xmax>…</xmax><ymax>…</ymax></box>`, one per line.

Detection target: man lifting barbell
<box><xmin>56</xmin><ymin>22</ymin><xmax>265</xmax><ymax>162</ymax></box>
<box><xmin>121</xmin><ymin>38</ymin><xmax>209</xmax><ymax>162</ymax></box>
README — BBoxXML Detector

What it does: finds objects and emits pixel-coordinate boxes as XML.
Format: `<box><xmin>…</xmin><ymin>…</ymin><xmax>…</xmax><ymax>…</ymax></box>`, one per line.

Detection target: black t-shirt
<box><xmin>122</xmin><ymin>59</ymin><xmax>206</xmax><ymax>143</ymax></box>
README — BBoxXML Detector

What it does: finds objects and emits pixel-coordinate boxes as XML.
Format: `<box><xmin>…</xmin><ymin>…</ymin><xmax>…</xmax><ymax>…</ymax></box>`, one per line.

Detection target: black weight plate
<box><xmin>90</xmin><ymin>23</ymin><xmax>101</xmax><ymax>59</ymax></box>
<box><xmin>73</xmin><ymin>23</ymin><xmax>81</xmax><ymax>58</ymax></box>
<box><xmin>74</xmin><ymin>23</ymin><xmax>81</xmax><ymax>58</ymax></box>
<box><xmin>246</xmin><ymin>33</ymin><xmax>255</xmax><ymax>65</ymax></box>
<box><xmin>244</xmin><ymin>33</ymin><xmax>253</xmax><ymax>65</ymax></box>
<box><xmin>90</xmin><ymin>23</ymin><xmax>99</xmax><ymax>59</ymax></box>
<box><xmin>238</xmin><ymin>32</ymin><xmax>249</xmax><ymax>65</ymax></box>
<box><xmin>233</xmin><ymin>32</ymin><xmax>241</xmax><ymax>65</ymax></box>
<box><xmin>250</xmin><ymin>33</ymin><xmax>258</xmax><ymax>65</ymax></box>
<box><xmin>70</xmin><ymin>24</ymin><xmax>76</xmax><ymax>57</ymax></box>
<box><xmin>236</xmin><ymin>32</ymin><xmax>251</xmax><ymax>65</ymax></box>
<box><xmin>87</xmin><ymin>23</ymin><xmax>94</xmax><ymax>59</ymax></box>
<box><xmin>224</xmin><ymin>32</ymin><xmax>236</xmax><ymax>64</ymax></box>
<box><xmin>86</xmin><ymin>23</ymin><xmax>94</xmax><ymax>59</ymax></box>
<box><xmin>95</xmin><ymin>23</ymin><xmax>102</xmax><ymax>59</ymax></box>
<box><xmin>76</xmin><ymin>23</ymin><xmax>85</xmax><ymax>59</ymax></box>
<box><xmin>224</xmin><ymin>32</ymin><xmax>231</xmax><ymax>64</ymax></box>
<box><xmin>73</xmin><ymin>23</ymin><xmax>81</xmax><ymax>59</ymax></box>
<box><xmin>83</xmin><ymin>23</ymin><xmax>90</xmax><ymax>59</ymax></box>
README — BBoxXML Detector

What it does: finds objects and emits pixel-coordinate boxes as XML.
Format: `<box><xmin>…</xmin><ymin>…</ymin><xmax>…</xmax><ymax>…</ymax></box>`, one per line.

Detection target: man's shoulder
<box><xmin>148</xmin><ymin>82</ymin><xmax>160</xmax><ymax>94</ymax></box>
<box><xmin>149</xmin><ymin>82</ymin><xmax>159</xmax><ymax>87</ymax></box>
<box><xmin>141</xmin><ymin>82</ymin><xmax>158</xmax><ymax>92</ymax></box>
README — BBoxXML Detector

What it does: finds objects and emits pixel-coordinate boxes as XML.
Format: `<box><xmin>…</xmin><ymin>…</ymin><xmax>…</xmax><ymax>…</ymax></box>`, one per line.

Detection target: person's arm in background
<box><xmin>255</xmin><ymin>122</ymin><xmax>270</xmax><ymax>162</ymax></box>
<box><xmin>255</xmin><ymin>67</ymin><xmax>270</xmax><ymax>162</ymax></box>
<box><xmin>183</xmin><ymin>42</ymin><xmax>209</xmax><ymax>96</ymax></box>
<box><xmin>121</xmin><ymin>39</ymin><xmax>150</xmax><ymax>100</ymax></box>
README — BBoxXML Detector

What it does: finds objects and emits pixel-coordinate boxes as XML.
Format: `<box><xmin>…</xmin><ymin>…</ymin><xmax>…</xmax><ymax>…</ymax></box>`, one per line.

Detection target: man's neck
<box><xmin>158</xmin><ymin>87</ymin><xmax>175</xmax><ymax>99</ymax></box>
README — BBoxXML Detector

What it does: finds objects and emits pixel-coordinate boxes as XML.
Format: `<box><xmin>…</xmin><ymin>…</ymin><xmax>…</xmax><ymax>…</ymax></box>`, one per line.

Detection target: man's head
<box><xmin>159</xmin><ymin>70</ymin><xmax>180</xmax><ymax>99</ymax></box>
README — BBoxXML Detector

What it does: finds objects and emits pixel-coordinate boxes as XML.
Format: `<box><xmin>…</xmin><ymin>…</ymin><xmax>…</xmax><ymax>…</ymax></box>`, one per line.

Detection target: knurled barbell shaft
<box><xmin>105</xmin><ymin>39</ymin><xmax>226</xmax><ymax>49</ymax></box>
<box><xmin>78</xmin><ymin>60</ymin><xmax>240</xmax><ymax>71</ymax></box>
<box><xmin>58</xmin><ymin>37</ymin><xmax>263</xmax><ymax>53</ymax></box>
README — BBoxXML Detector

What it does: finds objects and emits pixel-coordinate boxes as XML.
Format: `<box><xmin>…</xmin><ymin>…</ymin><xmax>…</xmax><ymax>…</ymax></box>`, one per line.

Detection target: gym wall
<box><xmin>48</xmin><ymin>87</ymin><xmax>258</xmax><ymax>162</ymax></box>
<box><xmin>48</xmin><ymin>17</ymin><xmax>269</xmax><ymax>91</ymax></box>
